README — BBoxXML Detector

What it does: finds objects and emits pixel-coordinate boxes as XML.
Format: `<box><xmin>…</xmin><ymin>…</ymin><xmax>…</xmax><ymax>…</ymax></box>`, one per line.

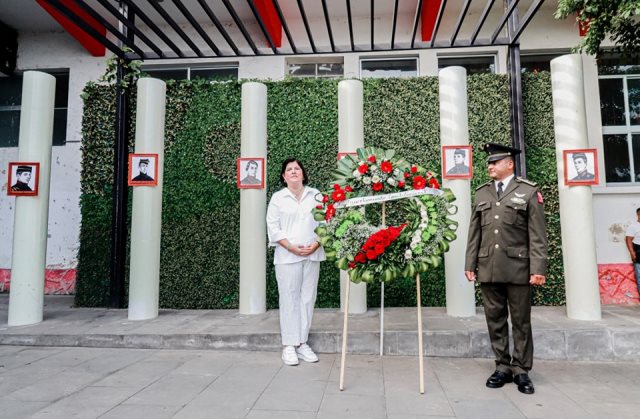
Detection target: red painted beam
<box><xmin>421</xmin><ymin>0</ymin><xmax>443</xmax><ymax>42</ymax></box>
<box><xmin>36</xmin><ymin>0</ymin><xmax>106</xmax><ymax>56</ymax></box>
<box><xmin>254</xmin><ymin>0</ymin><xmax>282</xmax><ymax>48</ymax></box>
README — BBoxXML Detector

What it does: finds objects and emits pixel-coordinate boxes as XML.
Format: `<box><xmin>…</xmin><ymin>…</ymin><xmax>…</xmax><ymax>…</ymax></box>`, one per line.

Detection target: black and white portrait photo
<box><xmin>237</xmin><ymin>157</ymin><xmax>264</xmax><ymax>189</ymax></box>
<box><xmin>564</xmin><ymin>149</ymin><xmax>599</xmax><ymax>186</ymax></box>
<box><xmin>442</xmin><ymin>145</ymin><xmax>473</xmax><ymax>179</ymax></box>
<box><xmin>7</xmin><ymin>162</ymin><xmax>40</xmax><ymax>196</ymax></box>
<box><xmin>128</xmin><ymin>153</ymin><xmax>158</xmax><ymax>186</ymax></box>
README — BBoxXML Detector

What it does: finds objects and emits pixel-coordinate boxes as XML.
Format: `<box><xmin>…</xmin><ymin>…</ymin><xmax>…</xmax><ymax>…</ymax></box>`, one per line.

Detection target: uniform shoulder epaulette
<box><xmin>515</xmin><ymin>177</ymin><xmax>537</xmax><ymax>187</ymax></box>
<box><xmin>476</xmin><ymin>181</ymin><xmax>493</xmax><ymax>191</ymax></box>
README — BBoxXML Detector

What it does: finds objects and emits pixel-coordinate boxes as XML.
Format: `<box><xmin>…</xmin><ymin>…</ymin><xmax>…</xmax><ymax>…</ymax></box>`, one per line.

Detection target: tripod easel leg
<box><xmin>416</xmin><ymin>273</ymin><xmax>425</xmax><ymax>394</ymax></box>
<box><xmin>339</xmin><ymin>277</ymin><xmax>351</xmax><ymax>391</ymax></box>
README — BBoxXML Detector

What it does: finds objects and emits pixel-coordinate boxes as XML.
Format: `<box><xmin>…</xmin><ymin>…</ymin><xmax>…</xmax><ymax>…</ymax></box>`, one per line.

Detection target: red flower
<box><xmin>355</xmin><ymin>252</ymin><xmax>367</xmax><ymax>264</ymax></box>
<box><xmin>325</xmin><ymin>204</ymin><xmax>336</xmax><ymax>221</ymax></box>
<box><xmin>358</xmin><ymin>164</ymin><xmax>369</xmax><ymax>174</ymax></box>
<box><xmin>348</xmin><ymin>262</ymin><xmax>356</xmax><ymax>269</ymax></box>
<box><xmin>380</xmin><ymin>161</ymin><xmax>393</xmax><ymax>174</ymax></box>
<box><xmin>322</xmin><ymin>194</ymin><xmax>329</xmax><ymax>203</ymax></box>
<box><xmin>372</xmin><ymin>182</ymin><xmax>383</xmax><ymax>191</ymax></box>
<box><xmin>374</xmin><ymin>244</ymin><xmax>385</xmax><ymax>256</ymax></box>
<box><xmin>429</xmin><ymin>177</ymin><xmax>440</xmax><ymax>189</ymax></box>
<box><xmin>316</xmin><ymin>204</ymin><xmax>323</xmax><ymax>209</ymax></box>
<box><xmin>404</xmin><ymin>172</ymin><xmax>410</xmax><ymax>179</ymax></box>
<box><xmin>366</xmin><ymin>250</ymin><xmax>378</xmax><ymax>260</ymax></box>
<box><xmin>345</xmin><ymin>185</ymin><xmax>353</xmax><ymax>192</ymax></box>
<box><xmin>368</xmin><ymin>155</ymin><xmax>377</xmax><ymax>163</ymax></box>
<box><xmin>413</xmin><ymin>176</ymin><xmax>426</xmax><ymax>190</ymax></box>
<box><xmin>411</xmin><ymin>165</ymin><xmax>418</xmax><ymax>174</ymax></box>
<box><xmin>398</xmin><ymin>181</ymin><xmax>405</xmax><ymax>188</ymax></box>
<box><xmin>333</xmin><ymin>183</ymin><xmax>341</xmax><ymax>190</ymax></box>
<box><xmin>331</xmin><ymin>189</ymin><xmax>346</xmax><ymax>202</ymax></box>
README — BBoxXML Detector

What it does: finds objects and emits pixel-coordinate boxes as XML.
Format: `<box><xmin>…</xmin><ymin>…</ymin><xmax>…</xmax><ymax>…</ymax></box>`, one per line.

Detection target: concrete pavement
<box><xmin>0</xmin><ymin>296</ymin><xmax>639</xmax><ymax>362</ymax></box>
<box><xmin>1</xmin><ymin>346</ymin><xmax>639</xmax><ymax>419</ymax></box>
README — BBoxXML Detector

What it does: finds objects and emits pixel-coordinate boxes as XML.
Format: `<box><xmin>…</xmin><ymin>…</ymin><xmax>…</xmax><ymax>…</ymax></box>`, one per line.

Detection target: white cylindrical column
<box><xmin>439</xmin><ymin>67</ymin><xmax>476</xmax><ymax>317</ymax></box>
<box><xmin>8</xmin><ymin>72</ymin><xmax>56</xmax><ymax>326</ymax></box>
<box><xmin>550</xmin><ymin>54</ymin><xmax>601</xmax><ymax>320</ymax></box>
<box><xmin>239</xmin><ymin>82</ymin><xmax>267</xmax><ymax>314</ymax></box>
<box><xmin>338</xmin><ymin>80</ymin><xmax>367</xmax><ymax>314</ymax></box>
<box><xmin>128</xmin><ymin>78</ymin><xmax>167</xmax><ymax>321</ymax></box>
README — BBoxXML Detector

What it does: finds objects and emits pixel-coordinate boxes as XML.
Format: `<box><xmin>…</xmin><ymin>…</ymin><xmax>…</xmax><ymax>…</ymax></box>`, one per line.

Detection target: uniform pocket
<box><xmin>478</xmin><ymin>247</ymin><xmax>489</xmax><ymax>258</ymax></box>
<box><xmin>506</xmin><ymin>247</ymin><xmax>529</xmax><ymax>258</ymax></box>
<box><xmin>504</xmin><ymin>202</ymin><xmax>527</xmax><ymax>226</ymax></box>
<box><xmin>476</xmin><ymin>202</ymin><xmax>491</xmax><ymax>226</ymax></box>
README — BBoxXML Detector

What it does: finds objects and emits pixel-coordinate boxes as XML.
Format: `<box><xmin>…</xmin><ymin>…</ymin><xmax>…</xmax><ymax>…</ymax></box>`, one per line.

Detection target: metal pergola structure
<box><xmin>35</xmin><ymin>0</ymin><xmax>546</xmax><ymax>308</ymax></box>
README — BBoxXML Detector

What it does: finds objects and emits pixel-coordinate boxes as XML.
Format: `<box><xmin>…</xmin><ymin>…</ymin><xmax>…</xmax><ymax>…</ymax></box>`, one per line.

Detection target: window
<box><xmin>142</xmin><ymin>65</ymin><xmax>238</xmax><ymax>81</ymax></box>
<box><xmin>0</xmin><ymin>70</ymin><xmax>68</xmax><ymax>147</ymax></box>
<box><xmin>598</xmin><ymin>57</ymin><xmax>640</xmax><ymax>183</ymax></box>
<box><xmin>438</xmin><ymin>56</ymin><xmax>495</xmax><ymax>74</ymax></box>
<box><xmin>288</xmin><ymin>62</ymin><xmax>343</xmax><ymax>79</ymax></box>
<box><xmin>360</xmin><ymin>58</ymin><xmax>417</xmax><ymax>78</ymax></box>
<box><xmin>520</xmin><ymin>53</ymin><xmax>564</xmax><ymax>73</ymax></box>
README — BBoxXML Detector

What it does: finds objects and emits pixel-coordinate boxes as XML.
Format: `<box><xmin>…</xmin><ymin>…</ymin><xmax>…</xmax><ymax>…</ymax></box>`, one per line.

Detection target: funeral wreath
<box><xmin>313</xmin><ymin>147</ymin><xmax>458</xmax><ymax>284</ymax></box>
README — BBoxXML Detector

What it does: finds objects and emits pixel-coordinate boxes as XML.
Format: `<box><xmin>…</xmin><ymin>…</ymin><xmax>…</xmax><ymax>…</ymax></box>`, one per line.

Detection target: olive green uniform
<box><xmin>465</xmin><ymin>177</ymin><xmax>548</xmax><ymax>374</ymax></box>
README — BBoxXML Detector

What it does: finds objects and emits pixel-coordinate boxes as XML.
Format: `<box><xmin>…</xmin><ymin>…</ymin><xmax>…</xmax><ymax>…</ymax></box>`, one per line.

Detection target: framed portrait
<box><xmin>128</xmin><ymin>153</ymin><xmax>159</xmax><ymax>186</ymax></box>
<box><xmin>563</xmin><ymin>148</ymin><xmax>599</xmax><ymax>186</ymax></box>
<box><xmin>442</xmin><ymin>145</ymin><xmax>473</xmax><ymax>179</ymax></box>
<box><xmin>7</xmin><ymin>162</ymin><xmax>40</xmax><ymax>196</ymax></box>
<box><xmin>237</xmin><ymin>157</ymin><xmax>265</xmax><ymax>189</ymax></box>
<box><xmin>337</xmin><ymin>152</ymin><xmax>358</xmax><ymax>161</ymax></box>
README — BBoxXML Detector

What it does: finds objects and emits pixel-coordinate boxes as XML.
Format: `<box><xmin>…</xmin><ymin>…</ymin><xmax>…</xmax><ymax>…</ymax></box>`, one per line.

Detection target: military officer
<box><xmin>446</xmin><ymin>148</ymin><xmax>471</xmax><ymax>175</ymax></box>
<box><xmin>132</xmin><ymin>158</ymin><xmax>154</xmax><ymax>182</ymax></box>
<box><xmin>11</xmin><ymin>165</ymin><xmax>33</xmax><ymax>192</ymax></box>
<box><xmin>464</xmin><ymin>143</ymin><xmax>548</xmax><ymax>395</ymax></box>
<box><xmin>570</xmin><ymin>152</ymin><xmax>595</xmax><ymax>181</ymax></box>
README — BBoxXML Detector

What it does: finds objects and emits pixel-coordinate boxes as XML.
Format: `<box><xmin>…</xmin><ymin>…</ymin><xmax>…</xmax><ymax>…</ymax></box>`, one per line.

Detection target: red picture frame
<box><xmin>237</xmin><ymin>157</ymin><xmax>265</xmax><ymax>189</ymax></box>
<box><xmin>128</xmin><ymin>153</ymin><xmax>159</xmax><ymax>186</ymax></box>
<box><xmin>7</xmin><ymin>162</ymin><xmax>40</xmax><ymax>196</ymax></box>
<box><xmin>564</xmin><ymin>148</ymin><xmax>599</xmax><ymax>186</ymax></box>
<box><xmin>442</xmin><ymin>145</ymin><xmax>473</xmax><ymax>180</ymax></box>
<box><xmin>337</xmin><ymin>152</ymin><xmax>358</xmax><ymax>161</ymax></box>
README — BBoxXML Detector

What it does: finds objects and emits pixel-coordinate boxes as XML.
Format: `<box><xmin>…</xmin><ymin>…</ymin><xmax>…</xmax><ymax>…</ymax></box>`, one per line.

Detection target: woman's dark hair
<box><xmin>280</xmin><ymin>158</ymin><xmax>309</xmax><ymax>186</ymax></box>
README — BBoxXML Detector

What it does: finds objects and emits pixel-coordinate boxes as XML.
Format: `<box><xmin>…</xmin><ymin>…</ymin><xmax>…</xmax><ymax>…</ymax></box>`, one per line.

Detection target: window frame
<box><xmin>0</xmin><ymin>69</ymin><xmax>69</xmax><ymax>148</ymax></box>
<box><xmin>599</xmin><ymin>73</ymin><xmax>640</xmax><ymax>185</ymax></box>
<box><xmin>141</xmin><ymin>64</ymin><xmax>239</xmax><ymax>81</ymax></box>
<box><xmin>286</xmin><ymin>59</ymin><xmax>344</xmax><ymax>79</ymax></box>
<box><xmin>437</xmin><ymin>54</ymin><xmax>497</xmax><ymax>74</ymax></box>
<box><xmin>359</xmin><ymin>56</ymin><xmax>419</xmax><ymax>79</ymax></box>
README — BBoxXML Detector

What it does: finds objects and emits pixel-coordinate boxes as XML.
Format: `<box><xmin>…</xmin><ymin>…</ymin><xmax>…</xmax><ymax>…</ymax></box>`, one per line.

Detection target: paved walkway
<box><xmin>1</xmin><ymin>296</ymin><xmax>639</xmax><ymax>361</ymax></box>
<box><xmin>1</xmin><ymin>345</ymin><xmax>639</xmax><ymax>419</ymax></box>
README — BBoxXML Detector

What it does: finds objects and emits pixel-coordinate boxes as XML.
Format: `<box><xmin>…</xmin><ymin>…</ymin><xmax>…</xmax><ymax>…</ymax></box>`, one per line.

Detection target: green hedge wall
<box><xmin>76</xmin><ymin>73</ymin><xmax>563</xmax><ymax>308</ymax></box>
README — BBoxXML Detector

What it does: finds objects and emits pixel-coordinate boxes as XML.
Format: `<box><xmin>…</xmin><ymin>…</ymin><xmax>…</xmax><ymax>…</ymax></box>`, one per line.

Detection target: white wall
<box><xmin>0</xmin><ymin>30</ymin><xmax>105</xmax><ymax>269</ymax></box>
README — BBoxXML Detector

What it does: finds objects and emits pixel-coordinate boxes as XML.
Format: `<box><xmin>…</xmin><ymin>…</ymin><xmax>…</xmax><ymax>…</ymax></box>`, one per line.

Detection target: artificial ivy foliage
<box><xmin>76</xmin><ymin>72</ymin><xmax>563</xmax><ymax>308</ymax></box>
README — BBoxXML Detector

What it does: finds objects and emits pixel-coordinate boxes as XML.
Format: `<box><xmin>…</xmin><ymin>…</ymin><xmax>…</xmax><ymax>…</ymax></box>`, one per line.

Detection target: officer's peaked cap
<box><xmin>483</xmin><ymin>143</ymin><xmax>521</xmax><ymax>163</ymax></box>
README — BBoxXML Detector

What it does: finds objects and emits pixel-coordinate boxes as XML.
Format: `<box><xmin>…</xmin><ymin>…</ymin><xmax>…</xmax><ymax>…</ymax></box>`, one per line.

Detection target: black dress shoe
<box><xmin>486</xmin><ymin>370</ymin><xmax>513</xmax><ymax>388</ymax></box>
<box><xmin>514</xmin><ymin>373</ymin><xmax>535</xmax><ymax>394</ymax></box>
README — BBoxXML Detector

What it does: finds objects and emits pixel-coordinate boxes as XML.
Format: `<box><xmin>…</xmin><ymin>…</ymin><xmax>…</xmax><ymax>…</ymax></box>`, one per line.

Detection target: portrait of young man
<box><xmin>7</xmin><ymin>162</ymin><xmax>39</xmax><ymax>196</ymax></box>
<box><xmin>11</xmin><ymin>165</ymin><xmax>34</xmax><ymax>192</ymax></box>
<box><xmin>241</xmin><ymin>159</ymin><xmax>261</xmax><ymax>185</ymax></box>
<box><xmin>132</xmin><ymin>158</ymin><xmax>154</xmax><ymax>182</ymax></box>
<box><xmin>570</xmin><ymin>152</ymin><xmax>595</xmax><ymax>181</ymax></box>
<box><xmin>237</xmin><ymin>158</ymin><xmax>264</xmax><ymax>189</ymax></box>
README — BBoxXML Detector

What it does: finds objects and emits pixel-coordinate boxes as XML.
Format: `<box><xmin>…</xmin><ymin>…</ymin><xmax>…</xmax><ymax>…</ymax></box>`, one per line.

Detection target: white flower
<box><xmin>353</xmin><ymin>169</ymin><xmax>362</xmax><ymax>178</ymax></box>
<box><xmin>410</xmin><ymin>241</ymin><xmax>419</xmax><ymax>249</ymax></box>
<box><xmin>419</xmin><ymin>223</ymin><xmax>428</xmax><ymax>229</ymax></box>
<box><xmin>362</xmin><ymin>176</ymin><xmax>372</xmax><ymax>185</ymax></box>
<box><xmin>394</xmin><ymin>168</ymin><xmax>401</xmax><ymax>176</ymax></box>
<box><xmin>372</xmin><ymin>175</ymin><xmax>381</xmax><ymax>183</ymax></box>
<box><xmin>387</xmin><ymin>177</ymin><xmax>397</xmax><ymax>186</ymax></box>
<box><xmin>370</xmin><ymin>165</ymin><xmax>378</xmax><ymax>172</ymax></box>
<box><xmin>404</xmin><ymin>249</ymin><xmax>413</xmax><ymax>260</ymax></box>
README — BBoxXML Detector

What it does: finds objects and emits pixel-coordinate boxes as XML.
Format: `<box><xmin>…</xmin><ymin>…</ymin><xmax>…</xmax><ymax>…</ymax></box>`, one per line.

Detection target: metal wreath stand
<box><xmin>339</xmin><ymin>202</ymin><xmax>425</xmax><ymax>394</ymax></box>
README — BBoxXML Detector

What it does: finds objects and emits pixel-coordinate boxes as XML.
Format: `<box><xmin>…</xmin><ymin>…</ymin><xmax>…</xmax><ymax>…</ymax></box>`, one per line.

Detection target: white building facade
<box><xmin>0</xmin><ymin>1</ymin><xmax>638</xmax><ymax>304</ymax></box>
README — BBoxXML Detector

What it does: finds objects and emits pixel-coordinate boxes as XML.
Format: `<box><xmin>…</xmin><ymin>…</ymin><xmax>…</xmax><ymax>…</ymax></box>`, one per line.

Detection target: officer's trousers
<box><xmin>480</xmin><ymin>283</ymin><xmax>533</xmax><ymax>375</ymax></box>
<box><xmin>275</xmin><ymin>260</ymin><xmax>320</xmax><ymax>346</ymax></box>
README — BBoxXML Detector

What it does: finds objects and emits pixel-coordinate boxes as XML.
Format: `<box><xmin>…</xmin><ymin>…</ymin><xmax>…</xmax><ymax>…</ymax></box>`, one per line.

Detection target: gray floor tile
<box><xmin>123</xmin><ymin>373</ymin><xmax>215</xmax><ymax>406</ymax></box>
<box><xmin>245</xmin><ymin>410</ymin><xmax>317</xmax><ymax>419</ymax></box>
<box><xmin>0</xmin><ymin>400</ymin><xmax>49</xmax><ymax>419</ymax></box>
<box><xmin>317</xmin><ymin>393</ymin><xmax>385</xmax><ymax>419</ymax></box>
<box><xmin>99</xmin><ymin>404</ymin><xmax>181</xmax><ymax>419</ymax></box>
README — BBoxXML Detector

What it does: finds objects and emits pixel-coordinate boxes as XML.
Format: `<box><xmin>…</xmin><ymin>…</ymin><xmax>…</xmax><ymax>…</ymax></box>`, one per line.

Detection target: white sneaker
<box><xmin>296</xmin><ymin>343</ymin><xmax>319</xmax><ymax>363</ymax></box>
<box><xmin>282</xmin><ymin>346</ymin><xmax>299</xmax><ymax>366</ymax></box>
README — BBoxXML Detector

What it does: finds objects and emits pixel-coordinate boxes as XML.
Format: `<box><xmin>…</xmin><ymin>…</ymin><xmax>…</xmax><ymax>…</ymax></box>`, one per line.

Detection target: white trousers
<box><xmin>275</xmin><ymin>260</ymin><xmax>320</xmax><ymax>346</ymax></box>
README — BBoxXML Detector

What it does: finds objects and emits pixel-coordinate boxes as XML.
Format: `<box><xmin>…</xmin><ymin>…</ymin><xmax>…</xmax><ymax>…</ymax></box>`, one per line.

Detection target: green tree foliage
<box><xmin>555</xmin><ymin>0</ymin><xmax>640</xmax><ymax>58</ymax></box>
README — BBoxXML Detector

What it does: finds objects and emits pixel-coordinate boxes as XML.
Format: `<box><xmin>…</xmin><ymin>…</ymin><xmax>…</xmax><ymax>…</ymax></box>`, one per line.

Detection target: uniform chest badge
<box><xmin>510</xmin><ymin>197</ymin><xmax>526</xmax><ymax>205</ymax></box>
<box><xmin>515</xmin><ymin>193</ymin><xmax>526</xmax><ymax>198</ymax></box>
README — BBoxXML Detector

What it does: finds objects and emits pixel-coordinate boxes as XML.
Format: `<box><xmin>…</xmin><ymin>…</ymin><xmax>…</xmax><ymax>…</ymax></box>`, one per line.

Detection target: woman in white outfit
<box><xmin>266</xmin><ymin>158</ymin><xmax>326</xmax><ymax>366</ymax></box>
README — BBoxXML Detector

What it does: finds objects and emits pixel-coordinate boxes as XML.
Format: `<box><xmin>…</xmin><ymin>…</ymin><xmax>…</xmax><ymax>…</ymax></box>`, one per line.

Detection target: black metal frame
<box><xmin>38</xmin><ymin>0</ymin><xmax>543</xmax><ymax>59</ymax></box>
